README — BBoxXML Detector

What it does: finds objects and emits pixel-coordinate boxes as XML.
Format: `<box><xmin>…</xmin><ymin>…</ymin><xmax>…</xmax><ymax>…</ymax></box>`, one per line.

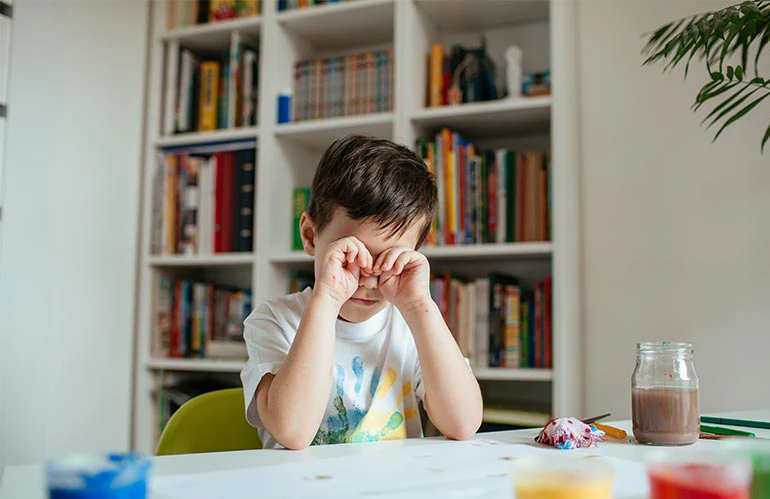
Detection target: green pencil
<box><xmin>700</xmin><ymin>424</ymin><xmax>755</xmax><ymax>438</ymax></box>
<box><xmin>701</xmin><ymin>416</ymin><xmax>770</xmax><ymax>430</ymax></box>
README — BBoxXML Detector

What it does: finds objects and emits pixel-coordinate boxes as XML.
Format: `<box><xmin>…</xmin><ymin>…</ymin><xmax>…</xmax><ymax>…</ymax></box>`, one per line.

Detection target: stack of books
<box><xmin>291</xmin><ymin>49</ymin><xmax>393</xmax><ymax>122</ymax></box>
<box><xmin>151</xmin><ymin>142</ymin><xmax>256</xmax><ymax>255</ymax></box>
<box><xmin>167</xmin><ymin>0</ymin><xmax>261</xmax><ymax>30</ymax></box>
<box><xmin>431</xmin><ymin>273</ymin><xmax>552</xmax><ymax>370</ymax></box>
<box><xmin>416</xmin><ymin>131</ymin><xmax>551</xmax><ymax>246</ymax></box>
<box><xmin>153</xmin><ymin>275</ymin><xmax>252</xmax><ymax>360</ymax></box>
<box><xmin>174</xmin><ymin>36</ymin><xmax>259</xmax><ymax>134</ymax></box>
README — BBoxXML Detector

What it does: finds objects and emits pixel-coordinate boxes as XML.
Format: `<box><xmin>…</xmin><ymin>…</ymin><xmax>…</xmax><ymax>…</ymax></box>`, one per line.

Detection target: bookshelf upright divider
<box><xmin>134</xmin><ymin>0</ymin><xmax>582</xmax><ymax>454</ymax></box>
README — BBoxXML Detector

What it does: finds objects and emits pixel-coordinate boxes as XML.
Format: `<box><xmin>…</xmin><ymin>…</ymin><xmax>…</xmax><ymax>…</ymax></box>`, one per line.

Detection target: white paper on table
<box><xmin>151</xmin><ymin>440</ymin><xmax>650</xmax><ymax>499</ymax></box>
<box><xmin>151</xmin><ymin>440</ymin><xmax>545</xmax><ymax>499</ymax></box>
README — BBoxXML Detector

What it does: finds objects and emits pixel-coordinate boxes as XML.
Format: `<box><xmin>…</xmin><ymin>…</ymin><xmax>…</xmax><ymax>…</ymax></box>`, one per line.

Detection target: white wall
<box><xmin>0</xmin><ymin>0</ymin><xmax>148</xmax><ymax>469</ymax></box>
<box><xmin>578</xmin><ymin>1</ymin><xmax>770</xmax><ymax>418</ymax></box>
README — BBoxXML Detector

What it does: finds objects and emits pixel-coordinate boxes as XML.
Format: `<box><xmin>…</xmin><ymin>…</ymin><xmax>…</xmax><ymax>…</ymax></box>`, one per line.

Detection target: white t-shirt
<box><xmin>240</xmin><ymin>288</ymin><xmax>425</xmax><ymax>449</ymax></box>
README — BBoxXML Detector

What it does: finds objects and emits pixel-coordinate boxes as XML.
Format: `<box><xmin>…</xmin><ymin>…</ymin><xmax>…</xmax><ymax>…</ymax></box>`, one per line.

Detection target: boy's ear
<box><xmin>299</xmin><ymin>212</ymin><xmax>317</xmax><ymax>256</ymax></box>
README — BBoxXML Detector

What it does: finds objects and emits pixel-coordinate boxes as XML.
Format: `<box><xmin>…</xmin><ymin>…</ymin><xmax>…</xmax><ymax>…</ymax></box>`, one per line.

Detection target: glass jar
<box><xmin>631</xmin><ymin>341</ymin><xmax>700</xmax><ymax>445</ymax></box>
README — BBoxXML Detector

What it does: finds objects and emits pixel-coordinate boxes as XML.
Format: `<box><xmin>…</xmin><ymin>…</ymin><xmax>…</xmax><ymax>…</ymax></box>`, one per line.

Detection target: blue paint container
<box><xmin>46</xmin><ymin>452</ymin><xmax>151</xmax><ymax>499</ymax></box>
<box><xmin>277</xmin><ymin>94</ymin><xmax>292</xmax><ymax>124</ymax></box>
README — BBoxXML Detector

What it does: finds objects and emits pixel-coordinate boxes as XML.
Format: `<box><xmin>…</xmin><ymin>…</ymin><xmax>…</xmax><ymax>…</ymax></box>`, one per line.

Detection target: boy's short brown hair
<box><xmin>308</xmin><ymin>135</ymin><xmax>437</xmax><ymax>247</ymax></box>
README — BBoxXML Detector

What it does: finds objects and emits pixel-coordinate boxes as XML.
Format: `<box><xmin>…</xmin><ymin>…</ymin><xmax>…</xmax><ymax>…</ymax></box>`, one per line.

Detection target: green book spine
<box><xmin>292</xmin><ymin>187</ymin><xmax>310</xmax><ymax>250</ymax></box>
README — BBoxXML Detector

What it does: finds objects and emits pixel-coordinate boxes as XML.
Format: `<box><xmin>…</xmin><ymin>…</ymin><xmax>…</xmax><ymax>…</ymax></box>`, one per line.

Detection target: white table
<box><xmin>2</xmin><ymin>409</ymin><xmax>768</xmax><ymax>499</ymax></box>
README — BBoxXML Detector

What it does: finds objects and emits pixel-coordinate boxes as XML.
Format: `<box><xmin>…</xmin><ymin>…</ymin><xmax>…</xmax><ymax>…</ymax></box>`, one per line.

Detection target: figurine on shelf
<box><xmin>505</xmin><ymin>45</ymin><xmax>523</xmax><ymax>99</ymax></box>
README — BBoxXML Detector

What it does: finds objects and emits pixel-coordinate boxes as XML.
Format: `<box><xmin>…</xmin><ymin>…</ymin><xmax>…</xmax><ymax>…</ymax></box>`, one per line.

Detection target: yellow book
<box><xmin>426</xmin><ymin>145</ymin><xmax>437</xmax><ymax>246</ymax></box>
<box><xmin>198</xmin><ymin>61</ymin><xmax>220</xmax><ymax>132</ymax></box>
<box><xmin>210</xmin><ymin>0</ymin><xmax>235</xmax><ymax>21</ymax></box>
<box><xmin>429</xmin><ymin>43</ymin><xmax>444</xmax><ymax>107</ymax></box>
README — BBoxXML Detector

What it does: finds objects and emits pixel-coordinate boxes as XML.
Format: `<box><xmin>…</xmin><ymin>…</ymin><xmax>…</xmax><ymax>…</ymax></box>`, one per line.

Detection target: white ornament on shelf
<box><xmin>505</xmin><ymin>45</ymin><xmax>523</xmax><ymax>99</ymax></box>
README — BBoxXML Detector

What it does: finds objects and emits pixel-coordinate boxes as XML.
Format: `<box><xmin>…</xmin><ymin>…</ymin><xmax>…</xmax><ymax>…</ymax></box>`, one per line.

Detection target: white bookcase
<box><xmin>133</xmin><ymin>0</ymin><xmax>582</xmax><ymax>454</ymax></box>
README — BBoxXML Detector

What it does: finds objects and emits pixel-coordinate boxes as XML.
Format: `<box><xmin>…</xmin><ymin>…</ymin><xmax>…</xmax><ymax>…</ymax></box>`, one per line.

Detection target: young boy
<box><xmin>240</xmin><ymin>135</ymin><xmax>483</xmax><ymax>449</ymax></box>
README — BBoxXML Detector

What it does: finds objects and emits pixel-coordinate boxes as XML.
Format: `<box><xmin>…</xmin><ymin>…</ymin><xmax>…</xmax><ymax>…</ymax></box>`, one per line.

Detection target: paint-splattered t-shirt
<box><xmin>240</xmin><ymin>288</ymin><xmax>425</xmax><ymax>449</ymax></box>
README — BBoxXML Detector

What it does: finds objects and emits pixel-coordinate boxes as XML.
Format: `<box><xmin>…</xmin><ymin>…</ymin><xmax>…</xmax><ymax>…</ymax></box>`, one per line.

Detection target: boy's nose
<box><xmin>359</xmin><ymin>274</ymin><xmax>378</xmax><ymax>289</ymax></box>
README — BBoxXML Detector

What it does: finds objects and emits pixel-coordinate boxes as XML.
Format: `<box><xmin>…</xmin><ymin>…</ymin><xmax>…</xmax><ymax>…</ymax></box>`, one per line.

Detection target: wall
<box><xmin>578</xmin><ymin>0</ymin><xmax>770</xmax><ymax>418</ymax></box>
<box><xmin>0</xmin><ymin>0</ymin><xmax>148</xmax><ymax>468</ymax></box>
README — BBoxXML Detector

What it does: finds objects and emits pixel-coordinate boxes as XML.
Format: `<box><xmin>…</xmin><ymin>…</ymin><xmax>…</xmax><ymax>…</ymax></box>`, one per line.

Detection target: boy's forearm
<box><xmin>400</xmin><ymin>298</ymin><xmax>483</xmax><ymax>440</ymax></box>
<box><xmin>260</xmin><ymin>290</ymin><xmax>339</xmax><ymax>449</ymax></box>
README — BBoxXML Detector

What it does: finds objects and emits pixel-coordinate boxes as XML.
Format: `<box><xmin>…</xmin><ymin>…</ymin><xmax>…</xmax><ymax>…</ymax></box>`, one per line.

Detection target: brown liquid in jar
<box><xmin>632</xmin><ymin>387</ymin><xmax>699</xmax><ymax>445</ymax></box>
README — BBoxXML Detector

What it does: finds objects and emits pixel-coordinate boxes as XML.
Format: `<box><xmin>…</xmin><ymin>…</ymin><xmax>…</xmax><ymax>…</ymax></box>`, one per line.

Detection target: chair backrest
<box><xmin>156</xmin><ymin>387</ymin><xmax>262</xmax><ymax>456</ymax></box>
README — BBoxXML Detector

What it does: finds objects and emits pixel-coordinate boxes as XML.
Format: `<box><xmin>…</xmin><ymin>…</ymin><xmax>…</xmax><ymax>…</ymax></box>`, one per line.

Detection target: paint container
<box><xmin>722</xmin><ymin>439</ymin><xmax>770</xmax><ymax>499</ymax></box>
<box><xmin>47</xmin><ymin>452</ymin><xmax>151</xmax><ymax>499</ymax></box>
<box><xmin>647</xmin><ymin>451</ymin><xmax>751</xmax><ymax>499</ymax></box>
<box><xmin>511</xmin><ymin>456</ymin><xmax>613</xmax><ymax>499</ymax></box>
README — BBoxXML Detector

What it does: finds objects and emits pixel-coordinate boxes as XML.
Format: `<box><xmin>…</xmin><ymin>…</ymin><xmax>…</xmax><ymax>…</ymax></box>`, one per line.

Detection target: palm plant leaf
<box><xmin>642</xmin><ymin>1</ymin><xmax>770</xmax><ymax>151</ymax></box>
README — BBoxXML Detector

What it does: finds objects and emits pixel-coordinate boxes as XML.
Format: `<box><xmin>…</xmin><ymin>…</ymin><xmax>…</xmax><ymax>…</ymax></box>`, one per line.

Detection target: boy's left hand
<box><xmin>374</xmin><ymin>248</ymin><xmax>431</xmax><ymax>311</ymax></box>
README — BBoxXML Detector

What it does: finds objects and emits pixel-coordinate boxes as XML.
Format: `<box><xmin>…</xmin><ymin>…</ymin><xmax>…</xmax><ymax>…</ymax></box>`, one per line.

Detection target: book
<box><xmin>519</xmin><ymin>292</ymin><xmax>530</xmax><ymax>368</ymax></box>
<box><xmin>153</xmin><ymin>274</ymin><xmax>173</xmax><ymax>358</ymax></box>
<box><xmin>180</xmin><ymin>154</ymin><xmax>200</xmax><ymax>254</ymax></box>
<box><xmin>228</xmin><ymin>32</ymin><xmax>242</xmax><ymax>129</ymax></box>
<box><xmin>488</xmin><ymin>273</ymin><xmax>518</xmax><ymax>367</ymax></box>
<box><xmin>429</xmin><ymin>43</ymin><xmax>443</xmax><ymax>107</ymax></box>
<box><xmin>544</xmin><ymin>276</ymin><xmax>552</xmax><ymax>369</ymax></box>
<box><xmin>213</xmin><ymin>151</ymin><xmax>235</xmax><ymax>253</ymax></box>
<box><xmin>233</xmin><ymin>149</ymin><xmax>256</xmax><ymax>252</ymax></box>
<box><xmin>502</xmin><ymin>285</ymin><xmax>520</xmax><ymax>368</ymax></box>
<box><xmin>198</xmin><ymin>61</ymin><xmax>220</xmax><ymax>131</ymax></box>
<box><xmin>292</xmin><ymin>187</ymin><xmax>310</xmax><ymax>250</ymax></box>
<box><xmin>235</xmin><ymin>0</ymin><xmax>259</xmax><ymax>17</ymax></box>
<box><xmin>163</xmin><ymin>154</ymin><xmax>178</xmax><ymax>255</ymax></box>
<box><xmin>240</xmin><ymin>46</ymin><xmax>257</xmax><ymax>127</ymax></box>
<box><xmin>177</xmin><ymin>49</ymin><xmax>200</xmax><ymax>133</ymax></box>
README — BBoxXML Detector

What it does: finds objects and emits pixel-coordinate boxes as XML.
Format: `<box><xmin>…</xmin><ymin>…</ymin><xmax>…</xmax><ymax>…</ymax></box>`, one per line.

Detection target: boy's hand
<box><xmin>314</xmin><ymin>236</ymin><xmax>373</xmax><ymax>309</ymax></box>
<box><xmin>374</xmin><ymin>248</ymin><xmax>431</xmax><ymax>311</ymax></box>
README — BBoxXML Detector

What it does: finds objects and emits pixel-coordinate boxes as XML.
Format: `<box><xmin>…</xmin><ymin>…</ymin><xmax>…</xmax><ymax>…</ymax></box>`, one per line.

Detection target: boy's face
<box><xmin>302</xmin><ymin>208</ymin><xmax>424</xmax><ymax>323</ymax></box>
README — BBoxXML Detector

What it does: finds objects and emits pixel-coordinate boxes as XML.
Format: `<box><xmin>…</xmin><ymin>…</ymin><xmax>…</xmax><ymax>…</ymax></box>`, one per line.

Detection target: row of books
<box><xmin>431</xmin><ymin>273</ymin><xmax>552</xmax><ymax>369</ymax></box>
<box><xmin>153</xmin><ymin>275</ymin><xmax>252</xmax><ymax>360</ymax></box>
<box><xmin>292</xmin><ymin>49</ymin><xmax>393</xmax><ymax>122</ymax></box>
<box><xmin>167</xmin><ymin>0</ymin><xmax>261</xmax><ymax>30</ymax></box>
<box><xmin>174</xmin><ymin>36</ymin><xmax>259</xmax><ymax>134</ymax></box>
<box><xmin>416</xmin><ymin>131</ymin><xmax>551</xmax><ymax>246</ymax></box>
<box><xmin>151</xmin><ymin>144</ymin><xmax>256</xmax><ymax>255</ymax></box>
<box><xmin>278</xmin><ymin>0</ymin><xmax>352</xmax><ymax>10</ymax></box>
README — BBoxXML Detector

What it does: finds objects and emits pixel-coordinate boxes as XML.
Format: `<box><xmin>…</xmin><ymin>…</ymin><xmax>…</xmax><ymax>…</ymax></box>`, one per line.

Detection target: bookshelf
<box><xmin>134</xmin><ymin>0</ymin><xmax>582</xmax><ymax>454</ymax></box>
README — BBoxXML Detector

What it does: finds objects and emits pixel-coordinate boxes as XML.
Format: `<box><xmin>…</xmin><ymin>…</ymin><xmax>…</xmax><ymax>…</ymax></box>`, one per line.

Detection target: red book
<box><xmin>441</xmin><ymin>54</ymin><xmax>451</xmax><ymax>105</ymax></box>
<box><xmin>534</xmin><ymin>281</ymin><xmax>543</xmax><ymax>368</ymax></box>
<box><xmin>170</xmin><ymin>280</ymin><xmax>182</xmax><ymax>358</ymax></box>
<box><xmin>488</xmin><ymin>154</ymin><xmax>497</xmax><ymax>243</ymax></box>
<box><xmin>544</xmin><ymin>276</ymin><xmax>552</xmax><ymax>369</ymax></box>
<box><xmin>214</xmin><ymin>152</ymin><xmax>235</xmax><ymax>253</ymax></box>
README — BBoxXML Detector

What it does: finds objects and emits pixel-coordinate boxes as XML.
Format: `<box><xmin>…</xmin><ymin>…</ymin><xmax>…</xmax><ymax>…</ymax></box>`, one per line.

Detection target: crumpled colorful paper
<box><xmin>535</xmin><ymin>417</ymin><xmax>607</xmax><ymax>450</ymax></box>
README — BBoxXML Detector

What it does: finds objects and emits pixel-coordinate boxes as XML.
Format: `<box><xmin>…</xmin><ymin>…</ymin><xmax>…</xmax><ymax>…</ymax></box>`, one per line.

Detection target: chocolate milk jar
<box><xmin>632</xmin><ymin>342</ymin><xmax>700</xmax><ymax>445</ymax></box>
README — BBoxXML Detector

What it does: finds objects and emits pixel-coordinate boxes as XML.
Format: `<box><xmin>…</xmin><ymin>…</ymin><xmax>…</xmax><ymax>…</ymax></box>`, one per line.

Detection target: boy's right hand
<box><xmin>313</xmin><ymin>236</ymin><xmax>372</xmax><ymax>309</ymax></box>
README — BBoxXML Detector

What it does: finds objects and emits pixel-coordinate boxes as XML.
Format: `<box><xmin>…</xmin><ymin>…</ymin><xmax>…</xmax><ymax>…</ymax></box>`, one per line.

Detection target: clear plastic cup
<box><xmin>721</xmin><ymin>439</ymin><xmax>770</xmax><ymax>499</ymax></box>
<box><xmin>511</xmin><ymin>455</ymin><xmax>613</xmax><ymax>499</ymax></box>
<box><xmin>647</xmin><ymin>450</ymin><xmax>752</xmax><ymax>499</ymax></box>
<box><xmin>46</xmin><ymin>452</ymin><xmax>151</xmax><ymax>499</ymax></box>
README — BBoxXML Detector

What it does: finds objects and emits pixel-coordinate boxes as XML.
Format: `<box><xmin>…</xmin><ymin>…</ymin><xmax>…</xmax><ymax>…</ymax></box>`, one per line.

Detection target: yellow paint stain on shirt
<box><xmin>396</xmin><ymin>382</ymin><xmax>412</xmax><ymax>405</ymax></box>
<box><xmin>375</xmin><ymin>368</ymin><xmax>397</xmax><ymax>400</ymax></box>
<box><xmin>404</xmin><ymin>407</ymin><xmax>418</xmax><ymax>420</ymax></box>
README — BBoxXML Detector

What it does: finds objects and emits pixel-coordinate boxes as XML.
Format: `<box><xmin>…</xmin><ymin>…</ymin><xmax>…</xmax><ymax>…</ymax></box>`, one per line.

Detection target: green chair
<box><xmin>156</xmin><ymin>387</ymin><xmax>262</xmax><ymax>456</ymax></box>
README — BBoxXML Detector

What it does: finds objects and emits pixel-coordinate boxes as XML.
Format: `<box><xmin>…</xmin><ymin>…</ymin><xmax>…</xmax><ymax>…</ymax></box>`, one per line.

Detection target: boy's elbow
<box><xmin>445</xmin><ymin>420</ymin><xmax>480</xmax><ymax>441</ymax></box>
<box><xmin>277</xmin><ymin>433</ymin><xmax>313</xmax><ymax>450</ymax></box>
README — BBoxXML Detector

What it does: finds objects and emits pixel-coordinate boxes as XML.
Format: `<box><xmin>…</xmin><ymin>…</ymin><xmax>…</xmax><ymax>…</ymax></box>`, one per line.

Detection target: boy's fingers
<box><xmin>380</xmin><ymin>248</ymin><xmax>407</xmax><ymax>272</ymax></box>
<box><xmin>393</xmin><ymin>251</ymin><xmax>414</xmax><ymax>275</ymax></box>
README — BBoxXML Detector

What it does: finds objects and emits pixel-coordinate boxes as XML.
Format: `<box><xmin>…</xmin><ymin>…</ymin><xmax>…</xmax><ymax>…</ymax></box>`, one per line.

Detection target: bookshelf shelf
<box><xmin>277</xmin><ymin>0</ymin><xmax>394</xmax><ymax>51</ymax></box>
<box><xmin>270</xmin><ymin>243</ymin><xmax>552</xmax><ymax>265</ymax></box>
<box><xmin>473</xmin><ymin>368</ymin><xmax>552</xmax><ymax>382</ymax></box>
<box><xmin>422</xmin><ymin>242</ymin><xmax>552</xmax><ymax>260</ymax></box>
<box><xmin>274</xmin><ymin>112</ymin><xmax>394</xmax><ymax>149</ymax></box>
<box><xmin>410</xmin><ymin>97</ymin><xmax>551</xmax><ymax>138</ymax></box>
<box><xmin>146</xmin><ymin>358</ymin><xmax>244</xmax><ymax>373</ymax></box>
<box><xmin>414</xmin><ymin>0</ymin><xmax>549</xmax><ymax>32</ymax></box>
<box><xmin>148</xmin><ymin>254</ymin><xmax>255</xmax><ymax>267</ymax></box>
<box><xmin>270</xmin><ymin>251</ymin><xmax>313</xmax><ymax>264</ymax></box>
<box><xmin>161</xmin><ymin>16</ymin><xmax>261</xmax><ymax>52</ymax></box>
<box><xmin>155</xmin><ymin>127</ymin><xmax>260</xmax><ymax>148</ymax></box>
